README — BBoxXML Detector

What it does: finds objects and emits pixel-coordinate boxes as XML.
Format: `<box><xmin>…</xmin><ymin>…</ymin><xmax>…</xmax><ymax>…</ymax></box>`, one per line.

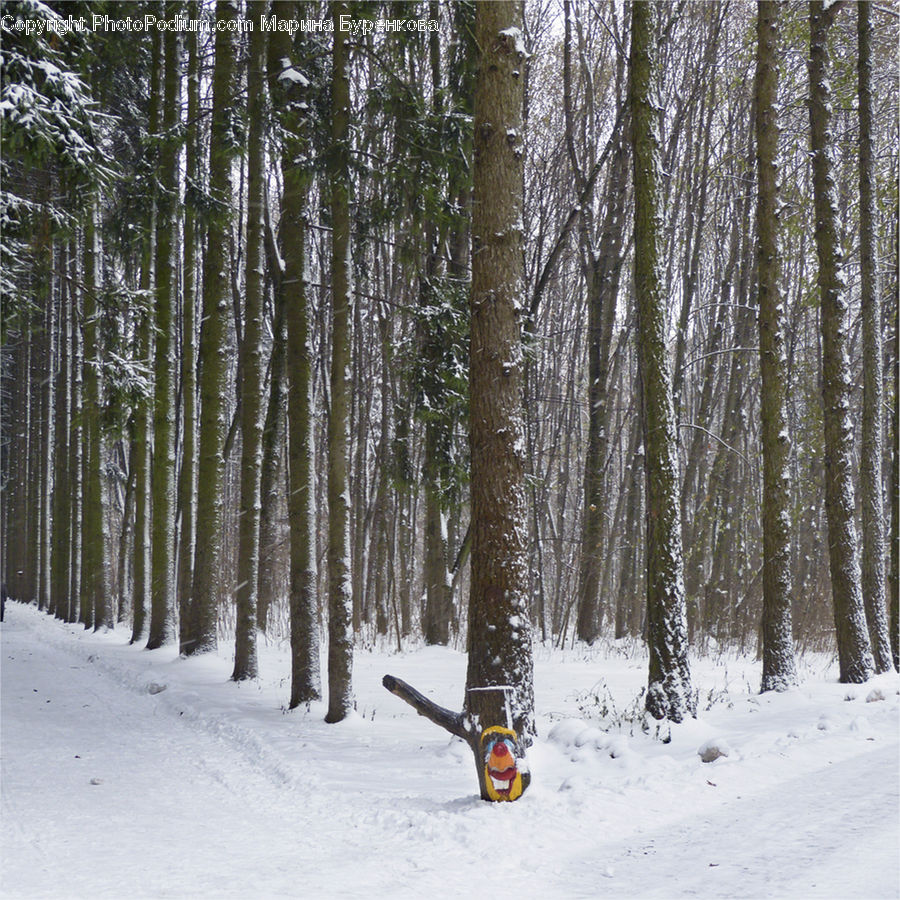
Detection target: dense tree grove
<box><xmin>2</xmin><ymin>0</ymin><xmax>897</xmax><ymax>729</ymax></box>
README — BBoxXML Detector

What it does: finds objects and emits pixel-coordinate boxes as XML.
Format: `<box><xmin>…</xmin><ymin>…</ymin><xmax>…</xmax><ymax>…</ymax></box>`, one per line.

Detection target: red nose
<box><xmin>493</xmin><ymin>742</ymin><xmax>509</xmax><ymax>758</ymax></box>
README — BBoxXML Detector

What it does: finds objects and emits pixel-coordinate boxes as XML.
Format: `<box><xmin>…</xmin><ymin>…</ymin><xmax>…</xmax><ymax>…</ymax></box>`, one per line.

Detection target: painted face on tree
<box><xmin>481</xmin><ymin>726</ymin><xmax>524</xmax><ymax>802</ymax></box>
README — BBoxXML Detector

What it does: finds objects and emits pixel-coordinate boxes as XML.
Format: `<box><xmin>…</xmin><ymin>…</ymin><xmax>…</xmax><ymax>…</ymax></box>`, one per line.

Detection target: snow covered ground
<box><xmin>2</xmin><ymin>600</ymin><xmax>898</xmax><ymax>900</ymax></box>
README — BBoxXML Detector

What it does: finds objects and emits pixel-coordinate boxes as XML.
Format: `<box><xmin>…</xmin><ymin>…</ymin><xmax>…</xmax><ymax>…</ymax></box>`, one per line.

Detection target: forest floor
<box><xmin>2</xmin><ymin>600</ymin><xmax>898</xmax><ymax>900</ymax></box>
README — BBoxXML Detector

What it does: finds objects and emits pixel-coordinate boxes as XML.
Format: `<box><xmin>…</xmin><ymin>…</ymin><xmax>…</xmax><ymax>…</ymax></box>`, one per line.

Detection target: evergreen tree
<box><xmin>268</xmin><ymin>0</ymin><xmax>321</xmax><ymax>707</ymax></box>
<box><xmin>188</xmin><ymin>0</ymin><xmax>237</xmax><ymax>656</ymax></box>
<box><xmin>176</xmin><ymin>0</ymin><xmax>200</xmax><ymax>649</ymax></box>
<box><xmin>147</xmin><ymin>3</ymin><xmax>179</xmax><ymax>650</ymax></box>
<box><xmin>464</xmin><ymin>0</ymin><xmax>535</xmax><ymax>750</ymax></box>
<box><xmin>80</xmin><ymin>197</ymin><xmax>110</xmax><ymax>630</ymax></box>
<box><xmin>233</xmin><ymin>9</ymin><xmax>267</xmax><ymax>682</ymax></box>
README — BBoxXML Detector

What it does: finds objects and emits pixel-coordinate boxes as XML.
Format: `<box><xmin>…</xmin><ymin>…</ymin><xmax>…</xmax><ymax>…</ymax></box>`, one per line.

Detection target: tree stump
<box><xmin>382</xmin><ymin>675</ymin><xmax>531</xmax><ymax>802</ymax></box>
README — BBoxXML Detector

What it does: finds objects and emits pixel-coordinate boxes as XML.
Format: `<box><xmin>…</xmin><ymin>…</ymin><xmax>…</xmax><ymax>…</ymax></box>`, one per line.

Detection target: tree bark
<box><xmin>257</xmin><ymin>252</ymin><xmax>286</xmax><ymax>637</ymax></box>
<box><xmin>808</xmin><ymin>0</ymin><xmax>874</xmax><ymax>684</ymax></box>
<box><xmin>857</xmin><ymin>0</ymin><xmax>892</xmax><ymax>673</ymax></box>
<box><xmin>50</xmin><ymin>241</ymin><xmax>72</xmax><ymax>621</ymax></box>
<box><xmin>81</xmin><ymin>198</ymin><xmax>110</xmax><ymax>630</ymax></box>
<box><xmin>464</xmin><ymin>0</ymin><xmax>535</xmax><ymax>762</ymax></box>
<box><xmin>574</xmin><ymin>132</ymin><xmax>629</xmax><ymax>644</ymax></box>
<box><xmin>630</xmin><ymin>0</ymin><xmax>693</xmax><ymax>722</ymax></box>
<box><xmin>890</xmin><ymin>310</ymin><xmax>899</xmax><ymax>670</ymax></box>
<box><xmin>132</xmin><ymin>26</ymin><xmax>160</xmax><ymax>645</ymax></box>
<box><xmin>148</xmin><ymin>7</ymin><xmax>178</xmax><ymax>650</ymax></box>
<box><xmin>188</xmin><ymin>0</ymin><xmax>237</xmax><ymax>656</ymax></box>
<box><xmin>177</xmin><ymin>0</ymin><xmax>199</xmax><ymax>655</ymax></box>
<box><xmin>756</xmin><ymin>0</ymin><xmax>798</xmax><ymax>692</ymax></box>
<box><xmin>269</xmin><ymin>0</ymin><xmax>321</xmax><ymax>706</ymax></box>
<box><xmin>324</xmin><ymin>4</ymin><xmax>354</xmax><ymax>723</ymax></box>
<box><xmin>232</xmin><ymin>9</ymin><xmax>267</xmax><ymax>681</ymax></box>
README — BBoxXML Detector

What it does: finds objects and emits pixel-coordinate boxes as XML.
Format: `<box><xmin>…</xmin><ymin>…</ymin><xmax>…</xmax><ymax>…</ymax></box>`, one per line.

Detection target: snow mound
<box><xmin>547</xmin><ymin>718</ymin><xmax>628</xmax><ymax>759</ymax></box>
<box><xmin>697</xmin><ymin>737</ymin><xmax>731</xmax><ymax>763</ymax></box>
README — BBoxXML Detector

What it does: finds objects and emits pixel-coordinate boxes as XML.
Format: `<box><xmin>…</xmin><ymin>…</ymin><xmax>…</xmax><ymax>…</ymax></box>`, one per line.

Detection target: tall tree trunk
<box><xmin>324</xmin><ymin>5</ymin><xmax>354</xmax><ymax>723</ymax></box>
<box><xmin>132</xmin><ymin>26</ymin><xmax>161</xmax><ymax>645</ymax></box>
<box><xmin>756</xmin><ymin>0</ymin><xmax>797</xmax><ymax>692</ymax></box>
<box><xmin>420</xmin><ymin>16</ymin><xmax>452</xmax><ymax>647</ymax></box>
<box><xmin>188</xmin><ymin>0</ymin><xmax>236</xmax><ymax>656</ymax></box>
<box><xmin>50</xmin><ymin>242</ymin><xmax>72</xmax><ymax>621</ymax></box>
<box><xmin>857</xmin><ymin>0</ymin><xmax>892</xmax><ymax>673</ymax></box>
<box><xmin>148</xmin><ymin>8</ymin><xmax>179</xmax><ymax>650</ymax></box>
<box><xmin>68</xmin><ymin>255</ymin><xmax>83</xmax><ymax>625</ymax></box>
<box><xmin>81</xmin><ymin>199</ymin><xmax>110</xmax><ymax>630</ymax></box>
<box><xmin>574</xmin><ymin>134</ymin><xmax>629</xmax><ymax>644</ymax></box>
<box><xmin>7</xmin><ymin>328</ymin><xmax>29</xmax><ymax>603</ymax></box>
<box><xmin>233</xmin><ymin>15</ymin><xmax>267</xmax><ymax>681</ymax></box>
<box><xmin>808</xmin><ymin>0</ymin><xmax>874</xmax><ymax>684</ymax></box>
<box><xmin>889</xmin><ymin>308</ymin><xmax>899</xmax><ymax>670</ymax></box>
<box><xmin>177</xmin><ymin>0</ymin><xmax>200</xmax><ymax>654</ymax></box>
<box><xmin>372</xmin><ymin>302</ymin><xmax>393</xmax><ymax>639</ymax></box>
<box><xmin>257</xmin><ymin>255</ymin><xmax>286</xmax><ymax>636</ymax></box>
<box><xmin>38</xmin><ymin>253</ymin><xmax>53</xmax><ymax>613</ymax></box>
<box><xmin>630</xmin><ymin>0</ymin><xmax>693</xmax><ymax>722</ymax></box>
<box><xmin>269</xmin><ymin>0</ymin><xmax>321</xmax><ymax>705</ymax></box>
<box><xmin>464</xmin><ymin>0</ymin><xmax>535</xmax><ymax>772</ymax></box>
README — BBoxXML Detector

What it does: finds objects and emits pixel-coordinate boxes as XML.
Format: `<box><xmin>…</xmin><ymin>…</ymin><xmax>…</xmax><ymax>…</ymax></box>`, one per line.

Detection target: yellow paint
<box><xmin>481</xmin><ymin>725</ymin><xmax>524</xmax><ymax>802</ymax></box>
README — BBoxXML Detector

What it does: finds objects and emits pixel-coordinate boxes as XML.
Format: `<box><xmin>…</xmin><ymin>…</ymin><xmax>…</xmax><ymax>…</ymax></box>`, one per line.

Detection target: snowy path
<box><xmin>2</xmin><ymin>603</ymin><xmax>898</xmax><ymax>899</ymax></box>
<box><xmin>1</xmin><ymin>615</ymin><xmax>340</xmax><ymax>898</ymax></box>
<box><xmin>581</xmin><ymin>742</ymin><xmax>899</xmax><ymax>899</ymax></box>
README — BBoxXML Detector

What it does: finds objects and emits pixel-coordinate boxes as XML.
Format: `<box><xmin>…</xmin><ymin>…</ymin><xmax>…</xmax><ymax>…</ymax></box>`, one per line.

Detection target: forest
<box><xmin>1</xmin><ymin>0</ymin><xmax>898</xmax><ymax>776</ymax></box>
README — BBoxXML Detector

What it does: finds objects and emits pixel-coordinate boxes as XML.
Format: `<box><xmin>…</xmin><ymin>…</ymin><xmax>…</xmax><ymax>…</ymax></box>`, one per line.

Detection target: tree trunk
<box><xmin>7</xmin><ymin>327</ymin><xmax>29</xmax><ymax>604</ymax></box>
<box><xmin>857</xmin><ymin>0</ymin><xmax>892</xmax><ymax>673</ymax></box>
<box><xmin>808</xmin><ymin>0</ymin><xmax>874</xmax><ymax>684</ymax></box>
<box><xmin>232</xmin><ymin>10</ymin><xmax>267</xmax><ymax>682</ymax></box>
<box><xmin>383</xmin><ymin>674</ymin><xmax>531</xmax><ymax>802</ymax></box>
<box><xmin>50</xmin><ymin>241</ymin><xmax>72</xmax><ymax>621</ymax></box>
<box><xmin>464</xmin><ymin>0</ymin><xmax>535</xmax><ymax>772</ymax></box>
<box><xmin>132</xmin><ymin>26</ymin><xmax>160</xmax><ymax>645</ymax></box>
<box><xmin>177</xmin><ymin>0</ymin><xmax>199</xmax><ymax>654</ymax></box>
<box><xmin>324</xmin><ymin>5</ymin><xmax>354</xmax><ymax>723</ymax></box>
<box><xmin>889</xmin><ymin>309</ymin><xmax>899</xmax><ymax>670</ymax></box>
<box><xmin>574</xmin><ymin>134</ymin><xmax>628</xmax><ymax>644</ymax></box>
<box><xmin>257</xmin><ymin>251</ymin><xmax>286</xmax><ymax>637</ymax></box>
<box><xmin>188</xmin><ymin>0</ymin><xmax>237</xmax><ymax>656</ymax></box>
<box><xmin>756</xmin><ymin>0</ymin><xmax>798</xmax><ymax>692</ymax></box>
<box><xmin>148</xmin><ymin>8</ymin><xmax>178</xmax><ymax>650</ymax></box>
<box><xmin>81</xmin><ymin>198</ymin><xmax>110</xmax><ymax>630</ymax></box>
<box><xmin>269</xmin><ymin>0</ymin><xmax>321</xmax><ymax>706</ymax></box>
<box><xmin>630</xmin><ymin>0</ymin><xmax>693</xmax><ymax>722</ymax></box>
<box><xmin>419</xmin><ymin>16</ymin><xmax>454</xmax><ymax>647</ymax></box>
<box><xmin>68</xmin><ymin>261</ymin><xmax>83</xmax><ymax>625</ymax></box>
<box><xmin>38</xmin><ymin>252</ymin><xmax>53</xmax><ymax>613</ymax></box>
